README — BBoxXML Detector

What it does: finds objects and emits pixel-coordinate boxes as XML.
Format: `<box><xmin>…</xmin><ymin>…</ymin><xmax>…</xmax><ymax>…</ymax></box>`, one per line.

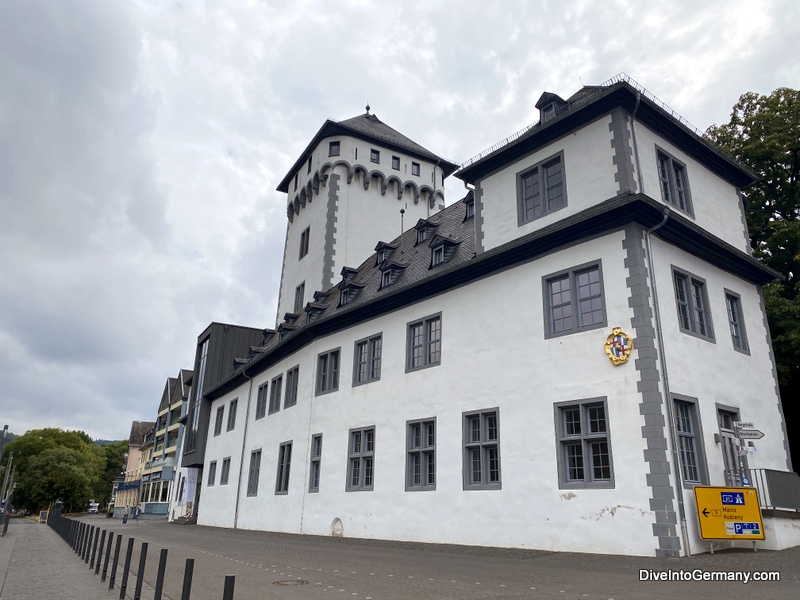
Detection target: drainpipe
<box><xmin>645</xmin><ymin>207</ymin><xmax>691</xmax><ymax>557</ymax></box>
<box><xmin>233</xmin><ymin>367</ymin><xmax>255</xmax><ymax>529</ymax></box>
<box><xmin>631</xmin><ymin>93</ymin><xmax>645</xmax><ymax>194</ymax></box>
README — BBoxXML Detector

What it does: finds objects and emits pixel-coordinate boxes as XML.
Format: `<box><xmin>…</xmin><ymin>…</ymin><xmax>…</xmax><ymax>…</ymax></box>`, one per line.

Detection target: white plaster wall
<box><xmin>648</xmin><ymin>236</ymin><xmax>788</xmax><ymax>553</ymax></box>
<box><xmin>636</xmin><ymin>124</ymin><xmax>750</xmax><ymax>253</ymax></box>
<box><xmin>203</xmin><ymin>231</ymin><xmax>688</xmax><ymax>556</ymax></box>
<box><xmin>477</xmin><ymin>115</ymin><xmax>619</xmax><ymax>253</ymax></box>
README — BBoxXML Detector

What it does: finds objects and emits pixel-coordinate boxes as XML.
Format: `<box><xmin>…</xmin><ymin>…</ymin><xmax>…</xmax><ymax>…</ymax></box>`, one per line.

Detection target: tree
<box><xmin>2</xmin><ymin>428</ymin><xmax>105</xmax><ymax>511</ymax></box>
<box><xmin>707</xmin><ymin>87</ymin><xmax>800</xmax><ymax>471</ymax></box>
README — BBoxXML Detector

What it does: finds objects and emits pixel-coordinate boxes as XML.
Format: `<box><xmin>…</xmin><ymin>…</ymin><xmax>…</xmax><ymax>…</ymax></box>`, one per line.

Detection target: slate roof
<box><xmin>228</xmin><ymin>193</ymin><xmax>475</xmax><ymax>368</ymax></box>
<box><xmin>277</xmin><ymin>112</ymin><xmax>460</xmax><ymax>192</ymax></box>
<box><xmin>128</xmin><ymin>420</ymin><xmax>156</xmax><ymax>447</ymax></box>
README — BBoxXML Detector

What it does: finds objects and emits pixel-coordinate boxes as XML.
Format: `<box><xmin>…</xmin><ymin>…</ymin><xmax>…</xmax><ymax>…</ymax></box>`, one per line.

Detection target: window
<box><xmin>329</xmin><ymin>141</ymin><xmax>340</xmax><ymax>157</ymax></box>
<box><xmin>347</xmin><ymin>427</ymin><xmax>375</xmax><ymax>491</ymax></box>
<box><xmin>657</xmin><ymin>149</ymin><xmax>692</xmax><ymax>214</ymax></box>
<box><xmin>407</xmin><ymin>314</ymin><xmax>441</xmax><ymax>371</ymax></box>
<box><xmin>417</xmin><ymin>228</ymin><xmax>426</xmax><ymax>243</ymax></box>
<box><xmin>293</xmin><ymin>173</ymin><xmax>298</xmax><ymax>191</ymax></box>
<box><xmin>207</xmin><ymin>461</ymin><xmax>217</xmax><ymax>486</ymax></box>
<box><xmin>465</xmin><ymin>200</ymin><xmax>474</xmax><ymax>219</ymax></box>
<box><xmin>268</xmin><ymin>375</ymin><xmax>282</xmax><ymax>414</ymax></box>
<box><xmin>275</xmin><ymin>441</ymin><xmax>292</xmax><ymax>494</ymax></box>
<box><xmin>392</xmin><ymin>156</ymin><xmax>400</xmax><ymax>170</ymax></box>
<box><xmin>518</xmin><ymin>153</ymin><xmax>566</xmax><ymax>223</ymax></box>
<box><xmin>294</xmin><ymin>282</ymin><xmax>305</xmax><ymax>314</ymax></box>
<box><xmin>407</xmin><ymin>419</ymin><xmax>435</xmax><ymax>491</ymax></box>
<box><xmin>284</xmin><ymin>366</ymin><xmax>299</xmax><ymax>408</ymax></box>
<box><xmin>316</xmin><ymin>349</ymin><xmax>340</xmax><ymax>394</ymax></box>
<box><xmin>673</xmin><ymin>268</ymin><xmax>714</xmax><ymax>341</ymax></box>
<box><xmin>247</xmin><ymin>449</ymin><xmax>261</xmax><ymax>496</ymax></box>
<box><xmin>555</xmin><ymin>398</ymin><xmax>613</xmax><ymax>488</ymax></box>
<box><xmin>213</xmin><ymin>406</ymin><xmax>224</xmax><ymax>436</ymax></box>
<box><xmin>431</xmin><ymin>245</ymin><xmax>445</xmax><ymax>266</ymax></box>
<box><xmin>381</xmin><ymin>270</ymin><xmax>392</xmax><ymax>288</ymax></box>
<box><xmin>411</xmin><ymin>162</ymin><xmax>420</xmax><ymax>176</ymax></box>
<box><xmin>463</xmin><ymin>410</ymin><xmax>500</xmax><ymax>490</ymax></box>
<box><xmin>543</xmin><ymin>261</ymin><xmax>606</xmax><ymax>338</ymax></box>
<box><xmin>370</xmin><ymin>149</ymin><xmax>380</xmax><ymax>164</ymax></box>
<box><xmin>354</xmin><ymin>334</ymin><xmax>382</xmax><ymax>385</ymax></box>
<box><xmin>725</xmin><ymin>290</ymin><xmax>749</xmax><ymax>353</ymax></box>
<box><xmin>255</xmin><ymin>382</ymin><xmax>268</xmax><ymax>420</ymax></box>
<box><xmin>226</xmin><ymin>399</ymin><xmax>237</xmax><ymax>431</ymax></box>
<box><xmin>309</xmin><ymin>434</ymin><xmax>322</xmax><ymax>492</ymax></box>
<box><xmin>339</xmin><ymin>288</ymin><xmax>351</xmax><ymax>305</ymax></box>
<box><xmin>307</xmin><ymin>156</ymin><xmax>312</xmax><ymax>174</ymax></box>
<box><xmin>673</xmin><ymin>397</ymin><xmax>708</xmax><ymax>487</ymax></box>
<box><xmin>299</xmin><ymin>227</ymin><xmax>310</xmax><ymax>260</ymax></box>
<box><xmin>220</xmin><ymin>457</ymin><xmax>231</xmax><ymax>485</ymax></box>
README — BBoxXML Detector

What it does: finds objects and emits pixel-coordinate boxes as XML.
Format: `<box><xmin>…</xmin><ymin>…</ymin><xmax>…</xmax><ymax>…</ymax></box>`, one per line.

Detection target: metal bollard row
<box><xmin>46</xmin><ymin>513</ymin><xmax>235</xmax><ymax>599</ymax></box>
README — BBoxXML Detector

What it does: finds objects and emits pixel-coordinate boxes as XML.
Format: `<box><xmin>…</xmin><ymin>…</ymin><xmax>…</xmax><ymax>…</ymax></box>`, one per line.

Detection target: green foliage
<box><xmin>3</xmin><ymin>428</ymin><xmax>106</xmax><ymax>511</ymax></box>
<box><xmin>707</xmin><ymin>87</ymin><xmax>800</xmax><ymax>470</ymax></box>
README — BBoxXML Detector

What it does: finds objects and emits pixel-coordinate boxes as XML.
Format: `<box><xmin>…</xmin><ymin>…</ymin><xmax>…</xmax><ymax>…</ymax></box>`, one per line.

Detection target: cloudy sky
<box><xmin>1</xmin><ymin>0</ymin><xmax>798</xmax><ymax>442</ymax></box>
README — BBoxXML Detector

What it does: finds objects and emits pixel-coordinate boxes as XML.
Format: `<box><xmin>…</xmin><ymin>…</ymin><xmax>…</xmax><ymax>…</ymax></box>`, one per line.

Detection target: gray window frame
<box><xmin>370</xmin><ymin>148</ymin><xmax>380</xmax><ymax>164</ymax></box>
<box><xmin>517</xmin><ymin>151</ymin><xmax>567</xmax><ymax>225</ymax></box>
<box><xmin>220</xmin><ymin>457</ymin><xmax>231</xmax><ymax>485</ymax></box>
<box><xmin>672</xmin><ymin>266</ymin><xmax>715</xmax><ymax>342</ymax></box>
<box><xmin>284</xmin><ymin>366</ymin><xmax>300</xmax><ymax>408</ymax></box>
<box><xmin>462</xmin><ymin>409</ymin><xmax>501</xmax><ymax>491</ymax></box>
<box><xmin>294</xmin><ymin>281</ymin><xmax>305</xmax><ymax>314</ymax></box>
<box><xmin>213</xmin><ymin>405</ymin><xmax>224</xmax><ymax>436</ymax></box>
<box><xmin>329</xmin><ymin>141</ymin><xmax>340</xmax><ymax>157</ymax></box>
<box><xmin>275</xmin><ymin>441</ymin><xmax>292</xmax><ymax>495</ymax></box>
<box><xmin>353</xmin><ymin>334</ymin><xmax>382</xmax><ymax>386</ymax></box>
<box><xmin>226</xmin><ymin>398</ymin><xmax>238</xmax><ymax>431</ymax></box>
<box><xmin>247</xmin><ymin>448</ymin><xmax>261</xmax><ymax>497</ymax></box>
<box><xmin>724</xmin><ymin>289</ymin><xmax>749</xmax><ymax>354</ymax></box>
<box><xmin>672</xmin><ymin>395</ymin><xmax>709</xmax><ymax>488</ymax></box>
<box><xmin>316</xmin><ymin>348</ymin><xmax>340</xmax><ymax>395</ymax></box>
<box><xmin>299</xmin><ymin>226</ymin><xmax>310</xmax><ymax>260</ymax></box>
<box><xmin>309</xmin><ymin>434</ymin><xmax>322</xmax><ymax>493</ymax></box>
<box><xmin>346</xmin><ymin>426</ymin><xmax>375</xmax><ymax>492</ymax></box>
<box><xmin>406</xmin><ymin>418</ymin><xmax>436</xmax><ymax>492</ymax></box>
<box><xmin>207</xmin><ymin>460</ymin><xmax>217</xmax><ymax>486</ymax></box>
<box><xmin>411</xmin><ymin>161</ymin><xmax>420</xmax><ymax>176</ymax></box>
<box><xmin>656</xmin><ymin>146</ymin><xmax>693</xmax><ymax>216</ymax></box>
<box><xmin>391</xmin><ymin>155</ymin><xmax>400</xmax><ymax>170</ymax></box>
<box><xmin>406</xmin><ymin>313</ymin><xmax>442</xmax><ymax>373</ymax></box>
<box><xmin>543</xmin><ymin>260</ymin><xmax>607</xmax><ymax>339</ymax></box>
<box><xmin>554</xmin><ymin>397</ymin><xmax>614</xmax><ymax>490</ymax></box>
<box><xmin>255</xmin><ymin>382</ymin><xmax>268</xmax><ymax>420</ymax></box>
<box><xmin>268</xmin><ymin>374</ymin><xmax>283</xmax><ymax>414</ymax></box>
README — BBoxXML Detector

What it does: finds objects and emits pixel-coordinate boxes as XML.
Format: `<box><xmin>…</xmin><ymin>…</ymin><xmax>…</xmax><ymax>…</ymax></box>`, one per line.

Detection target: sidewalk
<box><xmin>0</xmin><ymin>518</ymin><xmax>156</xmax><ymax>600</ymax></box>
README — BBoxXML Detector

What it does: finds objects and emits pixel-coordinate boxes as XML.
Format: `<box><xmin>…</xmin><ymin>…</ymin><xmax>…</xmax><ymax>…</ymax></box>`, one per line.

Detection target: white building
<box><xmin>185</xmin><ymin>76</ymin><xmax>797</xmax><ymax>557</ymax></box>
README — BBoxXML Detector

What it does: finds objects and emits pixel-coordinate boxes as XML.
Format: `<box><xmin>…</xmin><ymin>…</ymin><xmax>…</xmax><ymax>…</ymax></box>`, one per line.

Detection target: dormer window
<box><xmin>381</xmin><ymin>270</ymin><xmax>392</xmax><ymax>287</ymax></box>
<box><xmin>465</xmin><ymin>199</ymin><xmax>474</xmax><ymax>219</ymax></box>
<box><xmin>428</xmin><ymin>235</ymin><xmax>462</xmax><ymax>268</ymax></box>
<box><xmin>379</xmin><ymin>261</ymin><xmax>407</xmax><ymax>289</ymax></box>
<box><xmin>414</xmin><ymin>219</ymin><xmax>439</xmax><ymax>246</ymax></box>
<box><xmin>541</xmin><ymin>104</ymin><xmax>555</xmax><ymax>123</ymax></box>
<box><xmin>432</xmin><ymin>246</ymin><xmax>445</xmax><ymax>266</ymax></box>
<box><xmin>337</xmin><ymin>277</ymin><xmax>365</xmax><ymax>307</ymax></box>
<box><xmin>417</xmin><ymin>229</ymin><xmax>426</xmax><ymax>243</ymax></box>
<box><xmin>340</xmin><ymin>289</ymin><xmax>351</xmax><ymax>305</ymax></box>
<box><xmin>374</xmin><ymin>242</ymin><xmax>398</xmax><ymax>267</ymax></box>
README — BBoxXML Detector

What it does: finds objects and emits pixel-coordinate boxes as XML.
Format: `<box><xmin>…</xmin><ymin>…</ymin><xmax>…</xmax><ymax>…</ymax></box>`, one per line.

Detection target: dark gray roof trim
<box><xmin>278</xmin><ymin>113</ymin><xmax>459</xmax><ymax>192</ymax></box>
<box><xmin>456</xmin><ymin>81</ymin><xmax>756</xmax><ymax>189</ymax></box>
<box><xmin>208</xmin><ymin>193</ymin><xmax>777</xmax><ymax>401</ymax></box>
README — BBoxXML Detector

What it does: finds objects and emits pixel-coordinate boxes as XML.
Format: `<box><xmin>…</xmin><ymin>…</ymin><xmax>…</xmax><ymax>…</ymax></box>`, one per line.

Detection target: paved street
<box><xmin>2</xmin><ymin>515</ymin><xmax>799</xmax><ymax>599</ymax></box>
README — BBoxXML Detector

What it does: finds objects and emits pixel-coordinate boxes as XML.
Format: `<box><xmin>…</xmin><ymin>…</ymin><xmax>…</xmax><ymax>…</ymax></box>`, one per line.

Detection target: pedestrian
<box><xmin>134</xmin><ymin>505</ymin><xmax>141</xmax><ymax>523</ymax></box>
<box><xmin>122</xmin><ymin>506</ymin><xmax>128</xmax><ymax>524</ymax></box>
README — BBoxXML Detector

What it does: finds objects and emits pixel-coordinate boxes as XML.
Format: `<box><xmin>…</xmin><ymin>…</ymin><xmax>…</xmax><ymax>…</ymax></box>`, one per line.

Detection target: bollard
<box><xmin>95</xmin><ymin>530</ymin><xmax>107</xmax><ymax>574</ymax></box>
<box><xmin>84</xmin><ymin>525</ymin><xmax>94</xmax><ymax>563</ymax></box>
<box><xmin>109</xmin><ymin>535</ymin><xmax>123</xmax><ymax>589</ymax></box>
<box><xmin>222</xmin><ymin>574</ymin><xmax>235</xmax><ymax>600</ymax></box>
<box><xmin>78</xmin><ymin>522</ymin><xmax>86</xmax><ymax>555</ymax></box>
<box><xmin>119</xmin><ymin>537</ymin><xmax>135</xmax><ymax>600</ymax></box>
<box><xmin>153</xmin><ymin>548</ymin><xmax>168</xmax><ymax>600</ymax></box>
<box><xmin>180</xmin><ymin>558</ymin><xmax>194</xmax><ymax>600</ymax></box>
<box><xmin>133</xmin><ymin>542</ymin><xmax>148</xmax><ymax>600</ymax></box>
<box><xmin>90</xmin><ymin>526</ymin><xmax>100</xmax><ymax>568</ymax></box>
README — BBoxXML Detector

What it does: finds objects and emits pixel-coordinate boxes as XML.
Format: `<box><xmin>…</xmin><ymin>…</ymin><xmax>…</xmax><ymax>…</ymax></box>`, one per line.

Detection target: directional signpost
<box><xmin>733</xmin><ymin>421</ymin><xmax>765</xmax><ymax>440</ymax></box>
<box><xmin>694</xmin><ymin>486</ymin><xmax>764</xmax><ymax>542</ymax></box>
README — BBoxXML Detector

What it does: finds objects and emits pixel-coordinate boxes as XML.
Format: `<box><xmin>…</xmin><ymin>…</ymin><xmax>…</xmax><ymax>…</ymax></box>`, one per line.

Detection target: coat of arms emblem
<box><xmin>605</xmin><ymin>327</ymin><xmax>633</xmax><ymax>365</ymax></box>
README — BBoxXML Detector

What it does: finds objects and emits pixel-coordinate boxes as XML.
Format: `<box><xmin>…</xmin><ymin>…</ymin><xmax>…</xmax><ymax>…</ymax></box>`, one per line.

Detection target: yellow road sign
<box><xmin>694</xmin><ymin>486</ymin><xmax>764</xmax><ymax>540</ymax></box>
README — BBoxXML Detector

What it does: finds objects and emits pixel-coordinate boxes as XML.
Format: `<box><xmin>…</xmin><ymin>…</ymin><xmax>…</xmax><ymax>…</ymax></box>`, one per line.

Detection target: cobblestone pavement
<box><xmin>4</xmin><ymin>515</ymin><xmax>800</xmax><ymax>600</ymax></box>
